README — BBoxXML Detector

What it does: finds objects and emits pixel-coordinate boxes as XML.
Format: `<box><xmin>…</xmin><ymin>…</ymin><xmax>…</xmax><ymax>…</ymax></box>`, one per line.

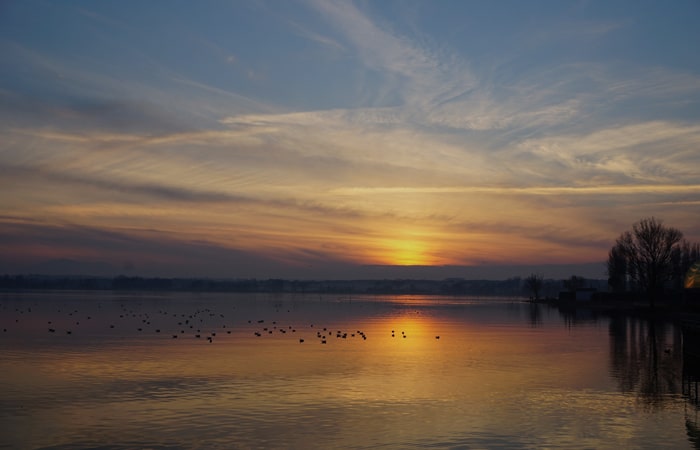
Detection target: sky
<box><xmin>1</xmin><ymin>1</ymin><xmax>699</xmax><ymax>280</ymax></box>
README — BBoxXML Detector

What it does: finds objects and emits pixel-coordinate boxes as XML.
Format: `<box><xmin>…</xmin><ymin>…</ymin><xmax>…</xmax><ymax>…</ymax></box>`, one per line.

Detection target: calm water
<box><xmin>1</xmin><ymin>291</ymin><xmax>698</xmax><ymax>449</ymax></box>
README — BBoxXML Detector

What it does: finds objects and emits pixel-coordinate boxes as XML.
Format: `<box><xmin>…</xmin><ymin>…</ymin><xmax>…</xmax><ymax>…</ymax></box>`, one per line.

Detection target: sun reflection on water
<box><xmin>0</xmin><ymin>292</ymin><xmax>694</xmax><ymax>449</ymax></box>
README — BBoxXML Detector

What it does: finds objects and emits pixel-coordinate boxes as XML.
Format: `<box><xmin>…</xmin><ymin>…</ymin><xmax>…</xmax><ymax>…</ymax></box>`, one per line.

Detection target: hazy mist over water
<box><xmin>1</xmin><ymin>292</ymin><xmax>697</xmax><ymax>449</ymax></box>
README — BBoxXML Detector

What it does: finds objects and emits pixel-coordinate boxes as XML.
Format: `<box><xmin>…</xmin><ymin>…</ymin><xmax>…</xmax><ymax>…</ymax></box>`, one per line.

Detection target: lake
<box><xmin>1</xmin><ymin>291</ymin><xmax>698</xmax><ymax>449</ymax></box>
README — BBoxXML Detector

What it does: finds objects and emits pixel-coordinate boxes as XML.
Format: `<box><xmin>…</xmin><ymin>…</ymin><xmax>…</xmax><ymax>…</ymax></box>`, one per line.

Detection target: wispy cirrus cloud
<box><xmin>287</xmin><ymin>18</ymin><xmax>347</xmax><ymax>54</ymax></box>
<box><xmin>306</xmin><ymin>0</ymin><xmax>479</xmax><ymax>114</ymax></box>
<box><xmin>516</xmin><ymin>121</ymin><xmax>700</xmax><ymax>184</ymax></box>
<box><xmin>2</xmin><ymin>0</ymin><xmax>699</xmax><ymax>277</ymax></box>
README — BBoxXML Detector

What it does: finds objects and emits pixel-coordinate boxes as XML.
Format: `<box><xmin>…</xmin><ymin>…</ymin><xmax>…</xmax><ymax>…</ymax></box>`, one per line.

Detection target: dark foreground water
<box><xmin>1</xmin><ymin>291</ymin><xmax>699</xmax><ymax>449</ymax></box>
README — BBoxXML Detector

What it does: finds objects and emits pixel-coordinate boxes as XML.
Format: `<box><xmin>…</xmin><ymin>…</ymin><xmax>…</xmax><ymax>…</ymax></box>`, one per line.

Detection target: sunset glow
<box><xmin>1</xmin><ymin>1</ymin><xmax>699</xmax><ymax>279</ymax></box>
<box><xmin>389</xmin><ymin>240</ymin><xmax>431</xmax><ymax>266</ymax></box>
<box><xmin>373</xmin><ymin>229</ymin><xmax>438</xmax><ymax>266</ymax></box>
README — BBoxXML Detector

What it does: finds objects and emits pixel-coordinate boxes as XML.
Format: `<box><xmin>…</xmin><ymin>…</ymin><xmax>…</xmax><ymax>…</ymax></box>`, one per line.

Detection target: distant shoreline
<box><xmin>0</xmin><ymin>274</ymin><xmax>568</xmax><ymax>296</ymax></box>
<box><xmin>5</xmin><ymin>274</ymin><xmax>700</xmax><ymax>326</ymax></box>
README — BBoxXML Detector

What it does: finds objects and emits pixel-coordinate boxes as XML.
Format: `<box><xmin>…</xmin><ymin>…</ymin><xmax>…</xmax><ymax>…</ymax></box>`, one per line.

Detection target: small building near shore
<box><xmin>558</xmin><ymin>287</ymin><xmax>597</xmax><ymax>302</ymax></box>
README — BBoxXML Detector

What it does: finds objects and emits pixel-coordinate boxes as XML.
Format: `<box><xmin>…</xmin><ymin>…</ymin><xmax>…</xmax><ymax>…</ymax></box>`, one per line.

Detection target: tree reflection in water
<box><xmin>683</xmin><ymin>326</ymin><xmax>700</xmax><ymax>448</ymax></box>
<box><xmin>606</xmin><ymin>314</ymin><xmax>700</xmax><ymax>448</ymax></box>
<box><xmin>608</xmin><ymin>315</ymin><xmax>683</xmax><ymax>408</ymax></box>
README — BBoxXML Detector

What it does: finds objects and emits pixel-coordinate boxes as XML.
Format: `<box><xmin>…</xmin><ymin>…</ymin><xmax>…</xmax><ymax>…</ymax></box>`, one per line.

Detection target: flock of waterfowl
<box><xmin>1</xmin><ymin>299</ymin><xmax>442</xmax><ymax>344</ymax></box>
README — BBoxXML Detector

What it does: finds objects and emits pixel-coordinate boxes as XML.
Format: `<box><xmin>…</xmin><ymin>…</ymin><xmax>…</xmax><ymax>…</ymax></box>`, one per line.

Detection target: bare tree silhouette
<box><xmin>607</xmin><ymin>217</ymin><xmax>683</xmax><ymax>308</ymax></box>
<box><xmin>524</xmin><ymin>273</ymin><xmax>544</xmax><ymax>300</ymax></box>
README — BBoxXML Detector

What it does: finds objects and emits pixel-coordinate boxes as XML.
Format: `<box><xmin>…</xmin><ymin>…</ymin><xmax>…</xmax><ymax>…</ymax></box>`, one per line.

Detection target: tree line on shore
<box><xmin>0</xmin><ymin>274</ymin><xmax>608</xmax><ymax>297</ymax></box>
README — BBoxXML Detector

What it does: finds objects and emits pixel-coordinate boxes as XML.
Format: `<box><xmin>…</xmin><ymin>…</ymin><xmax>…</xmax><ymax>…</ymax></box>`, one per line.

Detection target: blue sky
<box><xmin>1</xmin><ymin>1</ymin><xmax>699</xmax><ymax>279</ymax></box>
